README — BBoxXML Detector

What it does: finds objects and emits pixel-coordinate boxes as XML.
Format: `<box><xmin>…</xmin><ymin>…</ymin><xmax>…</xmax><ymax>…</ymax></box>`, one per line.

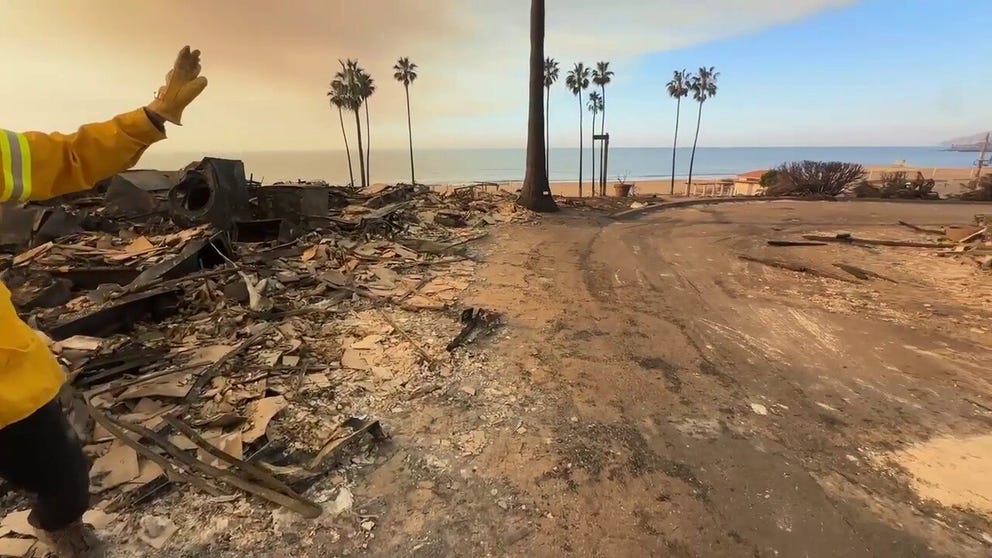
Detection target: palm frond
<box><xmin>393</xmin><ymin>57</ymin><xmax>418</xmax><ymax>86</ymax></box>
<box><xmin>592</xmin><ymin>61</ymin><xmax>614</xmax><ymax>86</ymax></box>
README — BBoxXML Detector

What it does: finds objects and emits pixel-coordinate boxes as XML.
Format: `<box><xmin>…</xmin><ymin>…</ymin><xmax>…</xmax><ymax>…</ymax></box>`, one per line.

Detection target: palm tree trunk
<box><xmin>600</xmin><ymin>85</ymin><xmax>606</xmax><ymax>195</ymax></box>
<box><xmin>578</xmin><ymin>92</ymin><xmax>583</xmax><ymax>198</ymax></box>
<box><xmin>338</xmin><ymin>107</ymin><xmax>355</xmax><ymax>187</ymax></box>
<box><xmin>353</xmin><ymin>109</ymin><xmax>367</xmax><ymax>189</ymax></box>
<box><xmin>364</xmin><ymin>101</ymin><xmax>372</xmax><ymax>186</ymax></box>
<box><xmin>516</xmin><ymin>0</ymin><xmax>556</xmax><ymax>212</ymax></box>
<box><xmin>591</xmin><ymin>111</ymin><xmax>596</xmax><ymax>198</ymax></box>
<box><xmin>670</xmin><ymin>97</ymin><xmax>680</xmax><ymax>195</ymax></box>
<box><xmin>545</xmin><ymin>86</ymin><xmax>551</xmax><ymax>180</ymax></box>
<box><xmin>405</xmin><ymin>83</ymin><xmax>415</xmax><ymax>184</ymax></box>
<box><xmin>687</xmin><ymin>100</ymin><xmax>704</xmax><ymax>195</ymax></box>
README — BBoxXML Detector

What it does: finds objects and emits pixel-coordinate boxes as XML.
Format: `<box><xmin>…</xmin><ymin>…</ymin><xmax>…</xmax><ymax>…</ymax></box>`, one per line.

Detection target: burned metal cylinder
<box><xmin>169</xmin><ymin>158</ymin><xmax>250</xmax><ymax>229</ymax></box>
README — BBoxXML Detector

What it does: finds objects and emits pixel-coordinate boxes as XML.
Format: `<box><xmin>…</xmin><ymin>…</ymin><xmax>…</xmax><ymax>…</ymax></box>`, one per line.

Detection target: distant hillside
<box><xmin>941</xmin><ymin>131</ymin><xmax>991</xmax><ymax>146</ymax></box>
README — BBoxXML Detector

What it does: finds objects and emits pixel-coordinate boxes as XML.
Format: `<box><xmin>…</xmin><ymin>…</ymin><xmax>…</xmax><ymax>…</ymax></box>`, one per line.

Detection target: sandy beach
<box><xmin>456</xmin><ymin>165</ymin><xmax>985</xmax><ymax>198</ymax></box>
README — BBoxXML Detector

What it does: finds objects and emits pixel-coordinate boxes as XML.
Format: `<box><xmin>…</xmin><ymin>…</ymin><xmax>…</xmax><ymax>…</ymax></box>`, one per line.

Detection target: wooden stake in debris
<box><xmin>377</xmin><ymin>309</ymin><xmax>434</xmax><ymax>365</ymax></box>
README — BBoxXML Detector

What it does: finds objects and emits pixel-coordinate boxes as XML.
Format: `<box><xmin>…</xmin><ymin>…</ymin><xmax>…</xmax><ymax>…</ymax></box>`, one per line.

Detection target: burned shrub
<box><xmin>876</xmin><ymin>171</ymin><xmax>938</xmax><ymax>199</ymax></box>
<box><xmin>764</xmin><ymin>161</ymin><xmax>865</xmax><ymax>196</ymax></box>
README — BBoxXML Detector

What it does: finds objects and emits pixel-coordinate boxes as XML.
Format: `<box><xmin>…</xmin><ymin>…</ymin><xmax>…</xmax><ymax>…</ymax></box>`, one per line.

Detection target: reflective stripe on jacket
<box><xmin>0</xmin><ymin>108</ymin><xmax>166</xmax><ymax>428</ymax></box>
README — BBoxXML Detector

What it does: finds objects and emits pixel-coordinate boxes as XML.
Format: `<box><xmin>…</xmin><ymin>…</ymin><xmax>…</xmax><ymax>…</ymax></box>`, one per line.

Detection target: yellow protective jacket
<box><xmin>0</xmin><ymin>108</ymin><xmax>166</xmax><ymax>429</ymax></box>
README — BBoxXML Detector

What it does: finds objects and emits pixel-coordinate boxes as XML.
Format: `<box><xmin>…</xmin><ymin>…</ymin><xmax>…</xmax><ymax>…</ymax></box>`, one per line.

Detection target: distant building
<box><xmin>733</xmin><ymin>169</ymin><xmax>767</xmax><ymax>196</ymax></box>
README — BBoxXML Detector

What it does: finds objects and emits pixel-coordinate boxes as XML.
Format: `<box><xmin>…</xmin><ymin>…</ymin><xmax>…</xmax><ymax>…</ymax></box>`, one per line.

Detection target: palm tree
<box><xmin>357</xmin><ymin>71</ymin><xmax>376</xmax><ymax>186</ymax></box>
<box><xmin>687</xmin><ymin>66</ymin><xmax>719</xmax><ymax>192</ymax></box>
<box><xmin>326</xmin><ymin>80</ymin><xmax>355</xmax><ymax>187</ymax></box>
<box><xmin>565</xmin><ymin>62</ymin><xmax>590</xmax><ymax>197</ymax></box>
<box><xmin>517</xmin><ymin>0</ymin><xmax>557</xmax><ymax>212</ymax></box>
<box><xmin>393</xmin><ymin>57</ymin><xmax>418</xmax><ymax>185</ymax></box>
<box><xmin>543</xmin><ymin>57</ymin><xmax>560</xmax><ymax>179</ymax></box>
<box><xmin>591</xmin><ymin>61</ymin><xmax>614</xmax><ymax>195</ymax></box>
<box><xmin>666</xmin><ymin>69</ymin><xmax>690</xmax><ymax>195</ymax></box>
<box><xmin>334</xmin><ymin>59</ymin><xmax>366</xmax><ymax>188</ymax></box>
<box><xmin>587</xmin><ymin>91</ymin><xmax>603</xmax><ymax>195</ymax></box>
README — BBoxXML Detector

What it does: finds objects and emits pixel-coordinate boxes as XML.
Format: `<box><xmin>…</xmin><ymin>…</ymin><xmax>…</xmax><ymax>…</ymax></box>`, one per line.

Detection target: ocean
<box><xmin>139</xmin><ymin>146</ymin><xmax>980</xmax><ymax>185</ymax></box>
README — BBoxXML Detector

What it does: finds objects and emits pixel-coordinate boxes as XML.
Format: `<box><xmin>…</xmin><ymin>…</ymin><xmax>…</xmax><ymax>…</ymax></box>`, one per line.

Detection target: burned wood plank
<box><xmin>802</xmin><ymin>234</ymin><xmax>957</xmax><ymax>249</ymax></box>
<box><xmin>766</xmin><ymin>240</ymin><xmax>829</xmax><ymax>247</ymax></box>
<box><xmin>833</xmin><ymin>263</ymin><xmax>897</xmax><ymax>283</ymax></box>
<box><xmin>127</xmin><ymin>231</ymin><xmax>233</xmax><ymax>291</ymax></box>
<box><xmin>897</xmin><ymin>221</ymin><xmax>944</xmax><ymax>235</ymax></box>
<box><xmin>738</xmin><ymin>255</ymin><xmax>859</xmax><ymax>284</ymax></box>
<box><xmin>51</xmin><ymin>267</ymin><xmax>143</xmax><ymax>290</ymax></box>
<box><xmin>48</xmin><ymin>288</ymin><xmax>181</xmax><ymax>341</ymax></box>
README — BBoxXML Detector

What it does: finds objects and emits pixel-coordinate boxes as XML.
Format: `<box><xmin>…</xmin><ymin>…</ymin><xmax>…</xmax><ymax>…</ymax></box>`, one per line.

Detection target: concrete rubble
<box><xmin>0</xmin><ymin>163</ymin><xmax>523</xmax><ymax>555</ymax></box>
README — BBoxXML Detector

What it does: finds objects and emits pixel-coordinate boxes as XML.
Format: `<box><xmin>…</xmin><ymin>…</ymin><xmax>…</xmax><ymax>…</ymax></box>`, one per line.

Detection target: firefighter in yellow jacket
<box><xmin>0</xmin><ymin>46</ymin><xmax>207</xmax><ymax>557</ymax></box>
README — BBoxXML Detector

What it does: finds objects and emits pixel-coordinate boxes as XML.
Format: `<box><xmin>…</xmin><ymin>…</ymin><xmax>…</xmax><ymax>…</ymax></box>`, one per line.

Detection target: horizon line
<box><xmin>147</xmin><ymin>144</ymin><xmax>947</xmax><ymax>154</ymax></box>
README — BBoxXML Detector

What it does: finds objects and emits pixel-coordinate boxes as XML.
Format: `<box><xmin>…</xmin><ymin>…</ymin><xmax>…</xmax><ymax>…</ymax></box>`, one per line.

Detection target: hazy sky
<box><xmin>3</xmin><ymin>0</ymin><xmax>989</xmax><ymax>152</ymax></box>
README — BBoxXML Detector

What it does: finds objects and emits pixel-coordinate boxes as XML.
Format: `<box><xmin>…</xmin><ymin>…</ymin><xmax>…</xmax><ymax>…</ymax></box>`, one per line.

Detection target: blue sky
<box><xmin>548</xmin><ymin>0</ymin><xmax>992</xmax><ymax>148</ymax></box>
<box><xmin>4</xmin><ymin>0</ymin><xmax>988</xmax><ymax>151</ymax></box>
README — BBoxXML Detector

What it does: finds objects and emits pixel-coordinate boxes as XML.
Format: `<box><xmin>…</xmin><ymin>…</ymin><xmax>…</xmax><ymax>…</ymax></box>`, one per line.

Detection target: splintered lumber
<box><xmin>738</xmin><ymin>255</ymin><xmax>859</xmax><ymax>283</ymax></box>
<box><xmin>84</xmin><ymin>401</ymin><xmax>225</xmax><ymax>497</ymax></box>
<box><xmin>833</xmin><ymin>263</ymin><xmax>897</xmax><ymax>283</ymax></box>
<box><xmin>109</xmin><ymin>415</ymin><xmax>322</xmax><ymax>518</ymax></box>
<box><xmin>164</xmin><ymin>415</ymin><xmax>304</xmax><ymax>499</ymax></box>
<box><xmin>897</xmin><ymin>221</ymin><xmax>944</xmax><ymax>235</ymax></box>
<box><xmin>957</xmin><ymin>227</ymin><xmax>988</xmax><ymax>244</ymax></box>
<box><xmin>802</xmin><ymin>234</ymin><xmax>957</xmax><ymax>249</ymax></box>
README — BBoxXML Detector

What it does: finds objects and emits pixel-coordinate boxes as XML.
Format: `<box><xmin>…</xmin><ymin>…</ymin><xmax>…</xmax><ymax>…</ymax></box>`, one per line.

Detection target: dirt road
<box><xmin>351</xmin><ymin>201</ymin><xmax>992</xmax><ymax>558</ymax></box>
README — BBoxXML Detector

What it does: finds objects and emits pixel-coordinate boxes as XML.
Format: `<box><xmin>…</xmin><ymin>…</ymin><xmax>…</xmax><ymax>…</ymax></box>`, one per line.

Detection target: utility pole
<box><xmin>975</xmin><ymin>132</ymin><xmax>990</xmax><ymax>179</ymax></box>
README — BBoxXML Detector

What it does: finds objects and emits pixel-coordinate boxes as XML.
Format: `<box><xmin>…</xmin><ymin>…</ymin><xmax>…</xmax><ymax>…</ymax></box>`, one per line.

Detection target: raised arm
<box><xmin>0</xmin><ymin>110</ymin><xmax>166</xmax><ymax>201</ymax></box>
<box><xmin>0</xmin><ymin>46</ymin><xmax>207</xmax><ymax>202</ymax></box>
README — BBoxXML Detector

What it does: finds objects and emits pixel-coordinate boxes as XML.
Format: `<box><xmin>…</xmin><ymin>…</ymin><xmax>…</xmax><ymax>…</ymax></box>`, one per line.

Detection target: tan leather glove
<box><xmin>147</xmin><ymin>46</ymin><xmax>208</xmax><ymax>126</ymax></box>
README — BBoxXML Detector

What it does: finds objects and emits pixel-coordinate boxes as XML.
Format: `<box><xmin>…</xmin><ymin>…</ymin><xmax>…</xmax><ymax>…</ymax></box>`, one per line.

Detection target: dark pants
<box><xmin>0</xmin><ymin>399</ymin><xmax>90</xmax><ymax>531</ymax></box>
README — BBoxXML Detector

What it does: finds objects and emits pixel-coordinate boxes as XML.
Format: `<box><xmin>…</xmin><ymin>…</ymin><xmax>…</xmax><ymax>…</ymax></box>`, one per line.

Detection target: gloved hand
<box><xmin>146</xmin><ymin>46</ymin><xmax>208</xmax><ymax>126</ymax></box>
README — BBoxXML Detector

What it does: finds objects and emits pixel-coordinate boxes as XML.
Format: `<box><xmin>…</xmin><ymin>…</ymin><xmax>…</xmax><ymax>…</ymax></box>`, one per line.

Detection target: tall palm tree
<box><xmin>565</xmin><ymin>62</ymin><xmax>590</xmax><ymax>197</ymax></box>
<box><xmin>543</xmin><ymin>57</ymin><xmax>560</xmax><ymax>179</ymax></box>
<box><xmin>591</xmin><ymin>61</ymin><xmax>614</xmax><ymax>195</ymax></box>
<box><xmin>335</xmin><ymin>59</ymin><xmax>366</xmax><ymax>188</ymax></box>
<box><xmin>587</xmin><ymin>91</ymin><xmax>603</xmax><ymax>196</ymax></box>
<box><xmin>357</xmin><ymin>71</ymin><xmax>376</xmax><ymax>186</ymax></box>
<box><xmin>687</xmin><ymin>66</ymin><xmax>719</xmax><ymax>192</ymax></box>
<box><xmin>393</xmin><ymin>57</ymin><xmax>418</xmax><ymax>185</ymax></box>
<box><xmin>326</xmin><ymin>80</ymin><xmax>355</xmax><ymax>187</ymax></box>
<box><xmin>517</xmin><ymin>0</ymin><xmax>557</xmax><ymax>212</ymax></box>
<box><xmin>666</xmin><ymin>69</ymin><xmax>690</xmax><ymax>195</ymax></box>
